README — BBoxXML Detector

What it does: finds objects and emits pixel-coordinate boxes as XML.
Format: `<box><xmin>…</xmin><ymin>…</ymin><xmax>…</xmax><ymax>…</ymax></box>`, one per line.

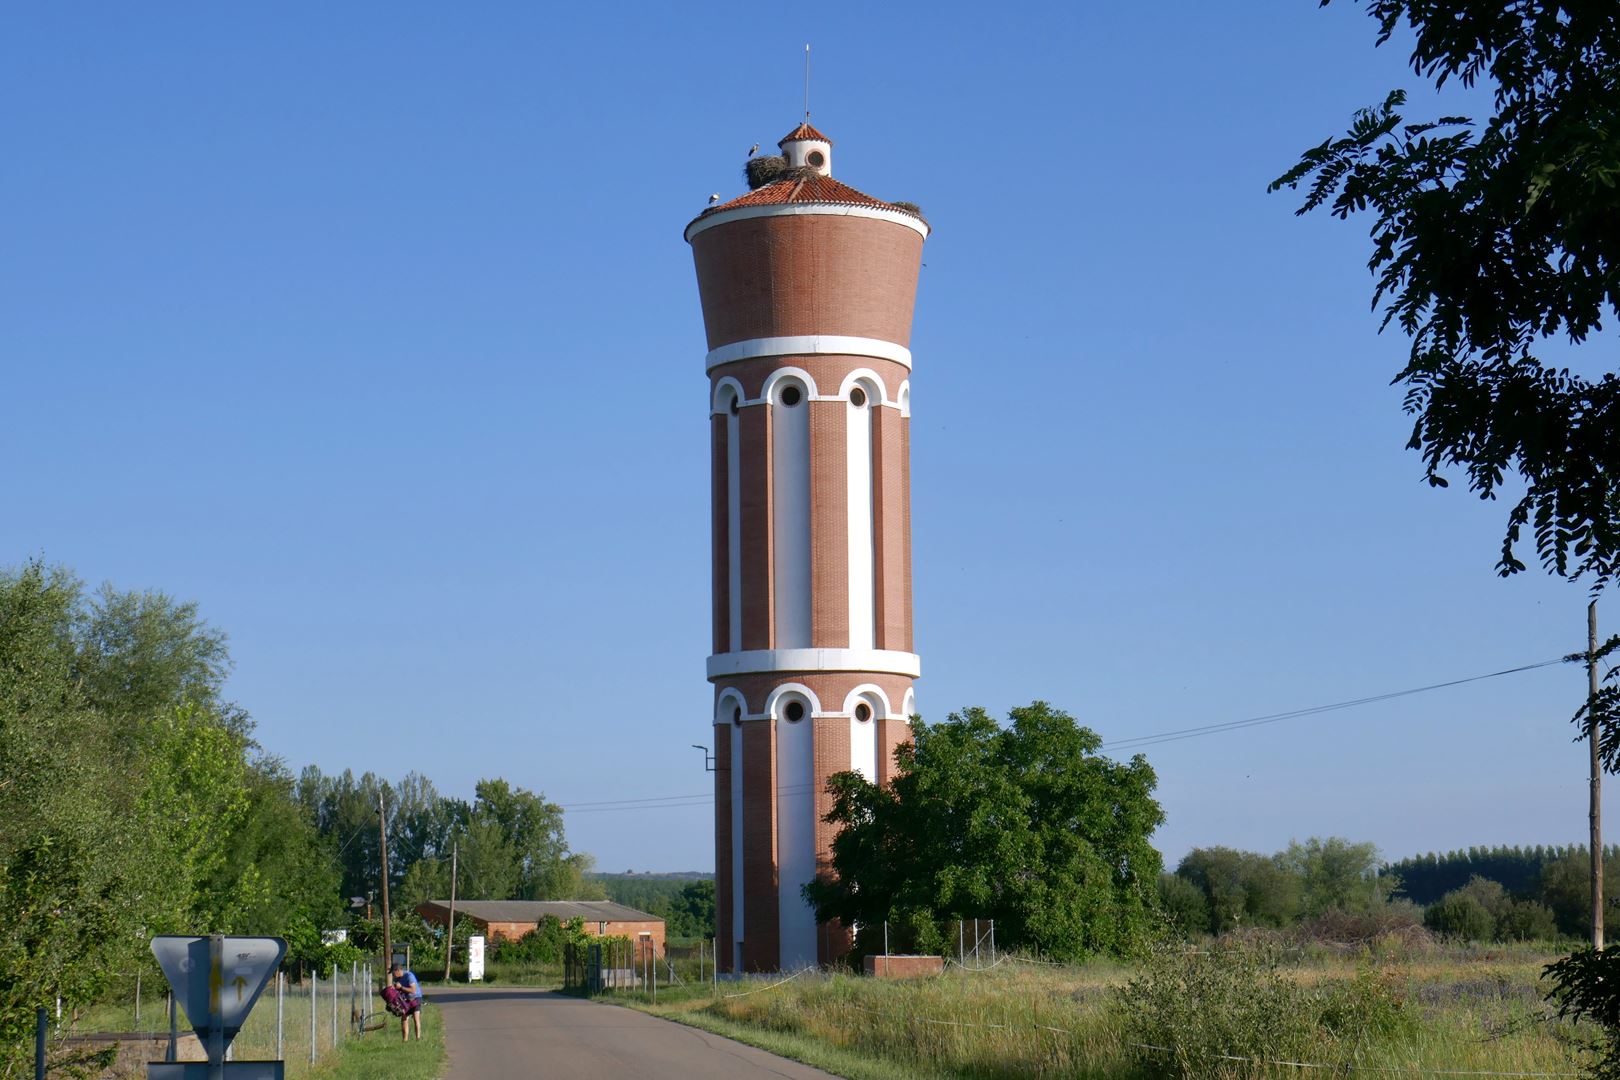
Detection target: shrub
<box><xmin>1424</xmin><ymin>894</ymin><xmax>1495</xmax><ymax>941</ymax></box>
<box><xmin>1156</xmin><ymin>873</ymin><xmax>1209</xmax><ymax>938</ymax></box>
<box><xmin>1118</xmin><ymin>940</ymin><xmax>1418</xmax><ymax>1076</ymax></box>
<box><xmin>744</xmin><ymin>156</ymin><xmax>788</xmax><ymax>189</ymax></box>
<box><xmin>1296</xmin><ymin>901</ymin><xmax>1423</xmax><ymax>946</ymax></box>
<box><xmin>1497</xmin><ymin>900</ymin><xmax>1560</xmax><ymax>942</ymax></box>
<box><xmin>493</xmin><ymin>916</ymin><xmax>584</xmax><ymax>965</ymax></box>
<box><xmin>1118</xmin><ymin>941</ymin><xmax>1315</xmax><ymax>1074</ymax></box>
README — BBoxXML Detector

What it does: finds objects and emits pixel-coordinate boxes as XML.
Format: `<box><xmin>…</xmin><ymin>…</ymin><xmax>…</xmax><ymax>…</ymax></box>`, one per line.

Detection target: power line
<box><xmin>1099</xmin><ymin>657</ymin><xmax>1567</xmax><ymax>752</ymax></box>
<box><xmin>553</xmin><ymin>657</ymin><xmax>1570</xmax><ymax>815</ymax></box>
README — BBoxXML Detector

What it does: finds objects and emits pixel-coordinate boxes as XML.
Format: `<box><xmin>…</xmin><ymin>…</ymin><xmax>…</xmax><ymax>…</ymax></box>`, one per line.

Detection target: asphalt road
<box><xmin>432</xmin><ymin>985</ymin><xmax>836</xmax><ymax>1079</ymax></box>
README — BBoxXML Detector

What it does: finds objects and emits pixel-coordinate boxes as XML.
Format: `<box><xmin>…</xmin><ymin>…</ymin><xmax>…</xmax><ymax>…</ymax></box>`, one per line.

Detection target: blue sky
<box><xmin>1</xmin><ymin>2</ymin><xmax>1600</xmax><ymax>874</ymax></box>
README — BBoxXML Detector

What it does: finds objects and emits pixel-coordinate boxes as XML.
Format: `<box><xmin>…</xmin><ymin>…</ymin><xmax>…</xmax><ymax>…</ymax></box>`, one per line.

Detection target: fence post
<box><xmin>713</xmin><ymin>938</ymin><xmax>718</xmax><ymax>993</ymax></box>
<box><xmin>167</xmin><ymin>992</ymin><xmax>177</xmax><ymax>1062</ymax></box>
<box><xmin>332</xmin><ymin>965</ymin><xmax>339</xmax><ymax>1047</ymax></box>
<box><xmin>651</xmin><ymin>945</ymin><xmax>656</xmax><ymax>1004</ymax></box>
<box><xmin>309</xmin><ymin>972</ymin><xmax>317</xmax><ymax>1066</ymax></box>
<box><xmin>276</xmin><ymin>972</ymin><xmax>284</xmax><ymax>1060</ymax></box>
<box><xmin>34</xmin><ymin>1006</ymin><xmax>46</xmax><ymax>1080</ymax></box>
<box><xmin>135</xmin><ymin>972</ymin><xmax>142</xmax><ymax>1028</ymax></box>
<box><xmin>989</xmin><ymin>920</ymin><xmax>995</xmax><ymax>963</ymax></box>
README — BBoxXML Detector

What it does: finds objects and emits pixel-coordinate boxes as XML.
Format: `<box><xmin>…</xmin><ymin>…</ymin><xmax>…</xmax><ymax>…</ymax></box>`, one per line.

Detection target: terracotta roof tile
<box><xmin>700</xmin><ymin>172</ymin><xmax>919</xmax><ymax>219</ymax></box>
<box><xmin>779</xmin><ymin>122</ymin><xmax>833</xmax><ymax>145</ymax></box>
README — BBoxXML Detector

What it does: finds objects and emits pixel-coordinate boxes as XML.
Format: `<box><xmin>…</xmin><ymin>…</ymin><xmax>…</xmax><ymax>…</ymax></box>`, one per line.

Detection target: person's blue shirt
<box><xmin>395</xmin><ymin>969</ymin><xmax>421</xmax><ymax>1000</ymax></box>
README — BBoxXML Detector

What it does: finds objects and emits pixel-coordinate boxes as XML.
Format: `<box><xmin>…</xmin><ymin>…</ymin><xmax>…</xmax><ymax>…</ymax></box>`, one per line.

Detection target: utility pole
<box><xmin>1590</xmin><ymin>600</ymin><xmax>1604</xmax><ymax>950</ymax></box>
<box><xmin>443</xmin><ymin>840</ymin><xmax>458</xmax><ymax>981</ymax></box>
<box><xmin>379</xmin><ymin>792</ymin><xmax>393</xmax><ymax>970</ymax></box>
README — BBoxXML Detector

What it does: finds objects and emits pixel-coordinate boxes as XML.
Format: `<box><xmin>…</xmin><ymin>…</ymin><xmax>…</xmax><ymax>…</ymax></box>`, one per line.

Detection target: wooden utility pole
<box><xmin>443</xmin><ymin>841</ymin><xmax>458</xmax><ymax>981</ymax></box>
<box><xmin>379</xmin><ymin>792</ymin><xmax>393</xmax><ymax>969</ymax></box>
<box><xmin>1591</xmin><ymin>600</ymin><xmax>1604</xmax><ymax>950</ymax></box>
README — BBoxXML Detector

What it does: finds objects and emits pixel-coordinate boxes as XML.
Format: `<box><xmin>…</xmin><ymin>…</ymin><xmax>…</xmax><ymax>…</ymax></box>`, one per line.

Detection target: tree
<box><xmin>1272</xmin><ymin>1</ymin><xmax>1620</xmax><ymax>589</ymax></box>
<box><xmin>1177</xmin><ymin>847</ymin><xmax>1302</xmax><ymax>933</ymax></box>
<box><xmin>806</xmin><ymin>702</ymin><xmax>1164</xmax><ymax>962</ymax></box>
<box><xmin>1157</xmin><ymin>873</ymin><xmax>1211</xmax><ymax>938</ymax></box>
<box><xmin>1278</xmin><ymin>837</ymin><xmax>1390</xmax><ymax>915</ymax></box>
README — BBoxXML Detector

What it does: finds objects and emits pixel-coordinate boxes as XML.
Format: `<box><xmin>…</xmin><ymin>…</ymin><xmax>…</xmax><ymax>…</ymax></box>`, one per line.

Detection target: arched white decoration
<box><xmin>763</xmin><ymin>682</ymin><xmax>824</xmax><ymax>719</ymax></box>
<box><xmin>897</xmin><ymin>381</ymin><xmax>911</xmax><ymax>419</ymax></box>
<box><xmin>760</xmin><ymin>366</ymin><xmax>821</xmax><ymax>402</ymax></box>
<box><xmin>711</xmin><ymin>377</ymin><xmax>744</xmax><ymax>415</ymax></box>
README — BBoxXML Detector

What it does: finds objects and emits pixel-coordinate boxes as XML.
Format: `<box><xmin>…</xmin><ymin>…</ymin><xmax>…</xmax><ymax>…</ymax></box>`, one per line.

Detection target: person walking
<box><xmin>390</xmin><ymin>963</ymin><xmax>423</xmax><ymax>1042</ymax></box>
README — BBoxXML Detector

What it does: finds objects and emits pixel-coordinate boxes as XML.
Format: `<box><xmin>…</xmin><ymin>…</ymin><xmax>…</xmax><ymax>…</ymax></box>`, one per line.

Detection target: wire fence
<box><xmin>52</xmin><ymin>963</ymin><xmax>396</xmax><ymax>1078</ymax></box>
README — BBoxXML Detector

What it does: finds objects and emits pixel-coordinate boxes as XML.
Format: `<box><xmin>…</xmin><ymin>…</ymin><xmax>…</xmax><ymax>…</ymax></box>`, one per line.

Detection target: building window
<box><xmin>850</xmin><ymin>387</ymin><xmax>867</xmax><ymax>408</ymax></box>
<box><xmin>807</xmin><ymin>150</ymin><xmax>825</xmax><ymax>168</ymax></box>
<box><xmin>729</xmin><ymin>396</ymin><xmax>740</xmax><ymax>415</ymax></box>
<box><xmin>733</xmin><ymin>706</ymin><xmax>742</xmax><ymax>725</ymax></box>
<box><xmin>780</xmin><ymin>385</ymin><xmax>802</xmax><ymax>407</ymax></box>
<box><xmin>785</xmin><ymin>700</ymin><xmax>805</xmax><ymax>723</ymax></box>
<box><xmin>855</xmin><ymin>702</ymin><xmax>872</xmax><ymax>722</ymax></box>
<box><xmin>598</xmin><ymin>922</ymin><xmax>606</xmax><ymax>934</ymax></box>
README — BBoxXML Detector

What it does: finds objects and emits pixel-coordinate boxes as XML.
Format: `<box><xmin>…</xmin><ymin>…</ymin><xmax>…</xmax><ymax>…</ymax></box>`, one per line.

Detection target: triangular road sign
<box><xmin>151</xmin><ymin>936</ymin><xmax>285</xmax><ymax>1046</ymax></box>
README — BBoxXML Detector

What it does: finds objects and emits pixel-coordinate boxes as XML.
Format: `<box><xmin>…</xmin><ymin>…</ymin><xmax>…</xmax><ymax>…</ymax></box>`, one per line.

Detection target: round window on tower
<box><xmin>780</xmin><ymin>385</ymin><xmax>802</xmax><ymax>407</ymax></box>
<box><xmin>849</xmin><ymin>387</ymin><xmax>867</xmax><ymax>408</ymax></box>
<box><xmin>855</xmin><ymin>702</ymin><xmax>872</xmax><ymax>723</ymax></box>
<box><xmin>807</xmin><ymin>150</ymin><xmax>825</xmax><ymax>168</ymax></box>
<box><xmin>785</xmin><ymin>701</ymin><xmax>805</xmax><ymax>723</ymax></box>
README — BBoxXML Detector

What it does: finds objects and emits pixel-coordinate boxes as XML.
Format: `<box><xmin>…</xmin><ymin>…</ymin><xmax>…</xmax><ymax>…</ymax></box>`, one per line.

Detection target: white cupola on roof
<box><xmin>779</xmin><ymin>122</ymin><xmax>832</xmax><ymax>177</ymax></box>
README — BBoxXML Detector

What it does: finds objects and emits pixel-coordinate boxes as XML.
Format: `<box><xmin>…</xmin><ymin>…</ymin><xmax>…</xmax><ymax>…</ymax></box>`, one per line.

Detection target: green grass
<box><xmin>311</xmin><ymin>1002</ymin><xmax>444</xmax><ymax>1080</ymax></box>
<box><xmin>615</xmin><ymin>946</ymin><xmax>1598</xmax><ymax>1079</ymax></box>
<box><xmin>66</xmin><ymin>978</ymin><xmax>443</xmax><ymax>1079</ymax></box>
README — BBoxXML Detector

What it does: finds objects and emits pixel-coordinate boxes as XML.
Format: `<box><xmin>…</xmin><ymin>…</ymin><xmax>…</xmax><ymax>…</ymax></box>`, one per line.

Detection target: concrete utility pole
<box><xmin>379</xmin><ymin>793</ymin><xmax>393</xmax><ymax>969</ymax></box>
<box><xmin>1590</xmin><ymin>600</ymin><xmax>1604</xmax><ymax>950</ymax></box>
<box><xmin>443</xmin><ymin>841</ymin><xmax>458</xmax><ymax>981</ymax></box>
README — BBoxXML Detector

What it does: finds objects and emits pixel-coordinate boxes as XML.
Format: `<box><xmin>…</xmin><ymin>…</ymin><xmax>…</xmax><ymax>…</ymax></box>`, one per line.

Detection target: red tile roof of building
<box><xmin>699</xmin><ymin>172</ymin><xmax>919</xmax><ymax>219</ymax></box>
<box><xmin>778</xmin><ymin>121</ymin><xmax>833</xmax><ymax>145</ymax></box>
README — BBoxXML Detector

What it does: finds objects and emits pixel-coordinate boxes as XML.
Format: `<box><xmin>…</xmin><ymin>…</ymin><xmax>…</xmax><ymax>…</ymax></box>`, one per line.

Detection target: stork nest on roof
<box><xmin>744</xmin><ymin>155</ymin><xmax>789</xmax><ymax>189</ymax></box>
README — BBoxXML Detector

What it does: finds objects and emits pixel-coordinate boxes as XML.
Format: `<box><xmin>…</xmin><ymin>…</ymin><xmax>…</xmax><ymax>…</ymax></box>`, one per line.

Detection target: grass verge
<box><xmin>613</xmin><ymin>949</ymin><xmax>1594</xmax><ymax>1079</ymax></box>
<box><xmin>311</xmin><ymin>1002</ymin><xmax>444</xmax><ymax>1080</ymax></box>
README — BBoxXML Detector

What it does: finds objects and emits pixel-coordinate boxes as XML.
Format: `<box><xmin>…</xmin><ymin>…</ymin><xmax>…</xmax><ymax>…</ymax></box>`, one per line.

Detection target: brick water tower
<box><xmin>685</xmin><ymin>122</ymin><xmax>928</xmax><ymax>972</ymax></box>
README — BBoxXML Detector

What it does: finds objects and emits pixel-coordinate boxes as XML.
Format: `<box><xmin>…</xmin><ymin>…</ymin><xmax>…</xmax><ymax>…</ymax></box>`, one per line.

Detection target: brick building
<box><xmin>686</xmin><ymin>122</ymin><xmax>927</xmax><ymax>973</ymax></box>
<box><xmin>414</xmin><ymin>900</ymin><xmax>665</xmax><ymax>954</ymax></box>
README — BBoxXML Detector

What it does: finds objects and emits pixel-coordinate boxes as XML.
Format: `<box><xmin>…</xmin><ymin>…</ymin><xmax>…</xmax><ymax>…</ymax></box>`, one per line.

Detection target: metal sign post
<box><xmin>148</xmin><ymin>935</ymin><xmax>287</xmax><ymax>1080</ymax></box>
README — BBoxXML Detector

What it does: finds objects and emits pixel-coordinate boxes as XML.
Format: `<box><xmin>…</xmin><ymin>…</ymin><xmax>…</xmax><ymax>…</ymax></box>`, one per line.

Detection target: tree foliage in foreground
<box><xmin>805</xmin><ymin>702</ymin><xmax>1164</xmax><ymax>962</ymax></box>
<box><xmin>0</xmin><ymin>562</ymin><xmax>339</xmax><ymax>1075</ymax></box>
<box><xmin>1271</xmin><ymin>0</ymin><xmax>1620</xmax><ymax>588</ymax></box>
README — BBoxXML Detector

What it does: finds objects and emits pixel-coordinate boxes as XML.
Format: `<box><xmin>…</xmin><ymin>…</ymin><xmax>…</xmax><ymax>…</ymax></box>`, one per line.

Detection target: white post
<box><xmin>135</xmin><ymin>972</ymin><xmax>141</xmax><ymax>1027</ymax></box>
<box><xmin>713</xmin><ymin>938</ymin><xmax>718</xmax><ymax>993</ymax></box>
<box><xmin>332</xmin><ymin>964</ymin><xmax>339</xmax><ymax>1046</ymax></box>
<box><xmin>309</xmin><ymin>972</ymin><xmax>317</xmax><ymax>1065</ymax></box>
<box><xmin>351</xmin><ymin>961</ymin><xmax>358</xmax><ymax>1036</ymax></box>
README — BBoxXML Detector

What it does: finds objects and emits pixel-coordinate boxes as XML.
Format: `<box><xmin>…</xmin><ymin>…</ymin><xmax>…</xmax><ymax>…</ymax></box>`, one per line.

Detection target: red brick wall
<box><xmin>692</xmin><ymin>215</ymin><xmax>924</xmax><ymax>350</ymax></box>
<box><xmin>808</xmin><ymin>399</ymin><xmax>849</xmax><ymax>647</ymax></box>
<box><xmin>864</xmin><ymin>954</ymin><xmax>944</xmax><ymax>978</ymax></box>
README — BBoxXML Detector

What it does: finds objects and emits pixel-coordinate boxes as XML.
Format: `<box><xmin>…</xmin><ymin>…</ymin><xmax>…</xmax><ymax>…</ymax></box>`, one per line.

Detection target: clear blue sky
<box><xmin>1</xmin><ymin>2</ymin><xmax>1600</xmax><ymax>874</ymax></box>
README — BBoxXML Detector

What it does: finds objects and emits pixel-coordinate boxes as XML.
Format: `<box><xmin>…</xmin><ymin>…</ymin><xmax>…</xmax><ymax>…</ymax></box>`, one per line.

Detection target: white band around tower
<box><xmin>706</xmin><ymin>335</ymin><xmax>912</xmax><ymax>372</ymax></box>
<box><xmin>707</xmin><ymin>648</ymin><xmax>921</xmax><ymax>679</ymax></box>
<box><xmin>685</xmin><ymin>202</ymin><xmax>930</xmax><ymax>242</ymax></box>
